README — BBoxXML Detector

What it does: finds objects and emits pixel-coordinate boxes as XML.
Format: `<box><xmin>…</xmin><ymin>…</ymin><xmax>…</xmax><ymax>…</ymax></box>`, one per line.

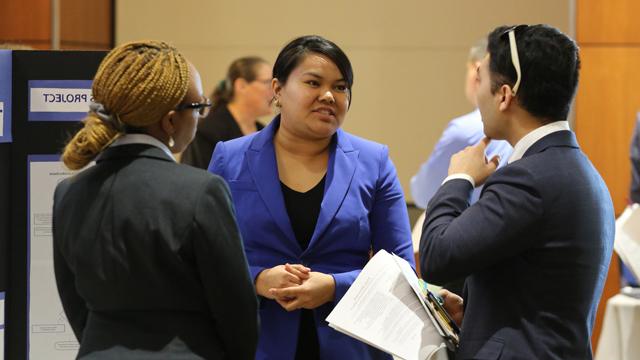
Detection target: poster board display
<box><xmin>27</xmin><ymin>156</ymin><xmax>81</xmax><ymax>359</ymax></box>
<box><xmin>6</xmin><ymin>50</ymin><xmax>105</xmax><ymax>360</ymax></box>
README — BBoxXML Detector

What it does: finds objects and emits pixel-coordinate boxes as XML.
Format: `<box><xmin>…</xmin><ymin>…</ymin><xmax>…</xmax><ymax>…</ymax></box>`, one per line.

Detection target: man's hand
<box><xmin>439</xmin><ymin>289</ymin><xmax>464</xmax><ymax>327</ymax></box>
<box><xmin>255</xmin><ymin>264</ymin><xmax>310</xmax><ymax>299</ymax></box>
<box><xmin>268</xmin><ymin>272</ymin><xmax>336</xmax><ymax>311</ymax></box>
<box><xmin>448</xmin><ymin>137</ymin><xmax>500</xmax><ymax>186</ymax></box>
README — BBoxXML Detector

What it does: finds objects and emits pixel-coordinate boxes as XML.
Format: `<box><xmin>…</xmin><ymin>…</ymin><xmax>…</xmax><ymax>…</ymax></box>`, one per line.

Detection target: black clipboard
<box><xmin>392</xmin><ymin>253</ymin><xmax>461</xmax><ymax>352</ymax></box>
<box><xmin>423</xmin><ymin>287</ymin><xmax>460</xmax><ymax>351</ymax></box>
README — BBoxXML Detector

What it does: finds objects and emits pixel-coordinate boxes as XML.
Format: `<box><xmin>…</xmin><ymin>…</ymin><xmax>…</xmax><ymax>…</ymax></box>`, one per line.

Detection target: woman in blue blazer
<box><xmin>208</xmin><ymin>35</ymin><xmax>414</xmax><ymax>360</ymax></box>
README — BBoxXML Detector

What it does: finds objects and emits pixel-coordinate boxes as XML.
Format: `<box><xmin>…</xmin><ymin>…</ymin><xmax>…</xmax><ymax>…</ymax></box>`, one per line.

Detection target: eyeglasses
<box><xmin>254</xmin><ymin>78</ymin><xmax>272</xmax><ymax>86</ymax></box>
<box><xmin>175</xmin><ymin>98</ymin><xmax>212</xmax><ymax>118</ymax></box>
<box><xmin>500</xmin><ymin>24</ymin><xmax>528</xmax><ymax>95</ymax></box>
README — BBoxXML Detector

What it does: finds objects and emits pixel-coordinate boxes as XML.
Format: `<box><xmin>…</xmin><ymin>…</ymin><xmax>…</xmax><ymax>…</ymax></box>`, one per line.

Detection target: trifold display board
<box><xmin>5</xmin><ymin>50</ymin><xmax>106</xmax><ymax>360</ymax></box>
<box><xmin>1</xmin><ymin>50</ymin><xmax>11</xmax><ymax>360</ymax></box>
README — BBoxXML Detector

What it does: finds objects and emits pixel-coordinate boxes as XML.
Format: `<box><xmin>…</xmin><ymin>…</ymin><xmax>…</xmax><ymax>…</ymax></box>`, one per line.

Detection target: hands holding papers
<box><xmin>256</xmin><ymin>263</ymin><xmax>337</xmax><ymax>311</ymax></box>
<box><xmin>326</xmin><ymin>250</ymin><xmax>459</xmax><ymax>360</ymax></box>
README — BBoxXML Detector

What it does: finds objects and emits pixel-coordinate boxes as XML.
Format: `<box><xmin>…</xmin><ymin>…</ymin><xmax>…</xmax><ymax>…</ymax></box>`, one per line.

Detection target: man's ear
<box><xmin>498</xmin><ymin>84</ymin><xmax>515</xmax><ymax>112</ymax></box>
<box><xmin>160</xmin><ymin>110</ymin><xmax>177</xmax><ymax>136</ymax></box>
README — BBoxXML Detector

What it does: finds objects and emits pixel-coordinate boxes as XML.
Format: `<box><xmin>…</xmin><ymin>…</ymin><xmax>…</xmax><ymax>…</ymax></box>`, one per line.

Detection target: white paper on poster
<box><xmin>30</xmin><ymin>88</ymin><xmax>92</xmax><ymax>113</ymax></box>
<box><xmin>0</xmin><ymin>101</ymin><xmax>4</xmax><ymax>137</ymax></box>
<box><xmin>29</xmin><ymin>159</ymin><xmax>80</xmax><ymax>359</ymax></box>
<box><xmin>1</xmin><ymin>292</ymin><xmax>5</xmax><ymax>360</ymax></box>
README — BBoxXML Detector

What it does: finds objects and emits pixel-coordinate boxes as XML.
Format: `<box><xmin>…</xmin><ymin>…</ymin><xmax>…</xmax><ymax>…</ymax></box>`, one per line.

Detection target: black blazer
<box><xmin>53</xmin><ymin>143</ymin><xmax>258</xmax><ymax>359</ymax></box>
<box><xmin>420</xmin><ymin>131</ymin><xmax>615</xmax><ymax>359</ymax></box>
<box><xmin>181</xmin><ymin>105</ymin><xmax>264</xmax><ymax>169</ymax></box>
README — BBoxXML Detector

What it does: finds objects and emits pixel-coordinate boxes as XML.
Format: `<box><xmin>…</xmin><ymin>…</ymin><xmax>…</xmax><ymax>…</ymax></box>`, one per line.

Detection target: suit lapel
<box><xmin>245</xmin><ymin>119</ymin><xmax>299</xmax><ymax>250</ymax></box>
<box><xmin>305</xmin><ymin>130</ymin><xmax>358</xmax><ymax>253</ymax></box>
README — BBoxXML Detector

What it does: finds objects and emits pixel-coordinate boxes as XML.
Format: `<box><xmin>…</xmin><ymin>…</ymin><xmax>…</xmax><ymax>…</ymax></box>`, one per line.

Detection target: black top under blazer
<box><xmin>420</xmin><ymin>131</ymin><xmax>615</xmax><ymax>360</ymax></box>
<box><xmin>53</xmin><ymin>143</ymin><xmax>259</xmax><ymax>359</ymax></box>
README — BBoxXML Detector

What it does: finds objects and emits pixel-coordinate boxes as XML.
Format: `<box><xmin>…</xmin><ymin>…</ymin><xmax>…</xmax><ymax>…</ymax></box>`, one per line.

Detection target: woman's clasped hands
<box><xmin>255</xmin><ymin>263</ymin><xmax>336</xmax><ymax>311</ymax></box>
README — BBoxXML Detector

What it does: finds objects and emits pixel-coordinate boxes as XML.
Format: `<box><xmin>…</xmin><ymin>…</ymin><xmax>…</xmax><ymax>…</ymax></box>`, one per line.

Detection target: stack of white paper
<box><xmin>615</xmin><ymin>204</ymin><xmax>640</xmax><ymax>282</ymax></box>
<box><xmin>326</xmin><ymin>250</ymin><xmax>449</xmax><ymax>360</ymax></box>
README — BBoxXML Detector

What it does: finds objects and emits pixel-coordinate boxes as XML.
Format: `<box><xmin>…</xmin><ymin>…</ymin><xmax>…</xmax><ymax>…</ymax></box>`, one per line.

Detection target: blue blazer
<box><xmin>420</xmin><ymin>131</ymin><xmax>615</xmax><ymax>359</ymax></box>
<box><xmin>209</xmin><ymin>117</ymin><xmax>415</xmax><ymax>360</ymax></box>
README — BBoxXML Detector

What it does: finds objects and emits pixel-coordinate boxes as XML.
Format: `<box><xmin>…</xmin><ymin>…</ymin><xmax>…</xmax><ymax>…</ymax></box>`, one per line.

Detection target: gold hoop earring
<box><xmin>274</xmin><ymin>98</ymin><xmax>281</xmax><ymax>108</ymax></box>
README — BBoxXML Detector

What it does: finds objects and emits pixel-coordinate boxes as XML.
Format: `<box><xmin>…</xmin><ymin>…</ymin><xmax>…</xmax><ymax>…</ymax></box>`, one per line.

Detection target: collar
<box><xmin>508</xmin><ymin>121</ymin><xmax>570</xmax><ymax>163</ymax></box>
<box><xmin>109</xmin><ymin>133</ymin><xmax>175</xmax><ymax>162</ymax></box>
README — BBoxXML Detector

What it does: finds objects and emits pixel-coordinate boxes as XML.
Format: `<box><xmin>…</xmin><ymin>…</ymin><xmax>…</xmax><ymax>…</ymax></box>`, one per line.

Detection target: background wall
<box><xmin>0</xmin><ymin>0</ymin><xmax>52</xmax><ymax>49</ymax></box>
<box><xmin>575</xmin><ymin>0</ymin><xmax>640</xmax><ymax>348</ymax></box>
<box><xmin>0</xmin><ymin>0</ymin><xmax>112</xmax><ymax>50</ymax></box>
<box><xmin>116</xmin><ymin>0</ymin><xmax>571</xmax><ymax>203</ymax></box>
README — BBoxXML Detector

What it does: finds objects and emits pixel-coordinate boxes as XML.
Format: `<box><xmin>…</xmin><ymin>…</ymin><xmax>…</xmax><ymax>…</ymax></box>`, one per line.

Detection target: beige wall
<box><xmin>116</xmin><ymin>0</ymin><xmax>570</xmax><ymax>202</ymax></box>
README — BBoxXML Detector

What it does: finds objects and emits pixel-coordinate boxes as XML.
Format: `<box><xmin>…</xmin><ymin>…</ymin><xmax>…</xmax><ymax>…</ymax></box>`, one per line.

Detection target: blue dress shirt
<box><xmin>410</xmin><ymin>109</ymin><xmax>513</xmax><ymax>209</ymax></box>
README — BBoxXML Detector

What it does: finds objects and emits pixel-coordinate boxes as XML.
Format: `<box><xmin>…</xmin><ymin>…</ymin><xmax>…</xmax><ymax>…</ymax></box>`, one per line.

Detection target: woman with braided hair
<box><xmin>52</xmin><ymin>40</ymin><xmax>258</xmax><ymax>359</ymax></box>
<box><xmin>181</xmin><ymin>56</ymin><xmax>273</xmax><ymax>169</ymax></box>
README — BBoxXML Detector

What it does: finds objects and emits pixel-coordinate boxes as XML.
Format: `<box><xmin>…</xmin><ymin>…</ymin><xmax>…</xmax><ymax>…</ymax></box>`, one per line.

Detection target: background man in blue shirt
<box><xmin>410</xmin><ymin>39</ymin><xmax>513</xmax><ymax>209</ymax></box>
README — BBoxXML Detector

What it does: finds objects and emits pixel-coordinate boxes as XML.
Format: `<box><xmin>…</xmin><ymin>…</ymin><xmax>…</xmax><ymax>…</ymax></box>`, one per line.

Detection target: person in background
<box><xmin>421</xmin><ymin>24</ymin><xmax>614</xmax><ymax>359</ymax></box>
<box><xmin>181</xmin><ymin>56</ymin><xmax>273</xmax><ymax>169</ymax></box>
<box><xmin>623</xmin><ymin>112</ymin><xmax>640</xmax><ymax>286</ymax></box>
<box><xmin>630</xmin><ymin>113</ymin><xmax>640</xmax><ymax>205</ymax></box>
<box><xmin>410</xmin><ymin>39</ymin><xmax>512</xmax><ymax>209</ymax></box>
<box><xmin>53</xmin><ymin>40</ymin><xmax>258</xmax><ymax>359</ymax></box>
<box><xmin>209</xmin><ymin>35</ymin><xmax>414</xmax><ymax>360</ymax></box>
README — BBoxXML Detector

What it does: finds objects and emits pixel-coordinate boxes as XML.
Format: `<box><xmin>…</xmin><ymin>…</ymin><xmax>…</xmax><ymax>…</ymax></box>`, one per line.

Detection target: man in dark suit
<box><xmin>420</xmin><ymin>24</ymin><xmax>615</xmax><ymax>359</ymax></box>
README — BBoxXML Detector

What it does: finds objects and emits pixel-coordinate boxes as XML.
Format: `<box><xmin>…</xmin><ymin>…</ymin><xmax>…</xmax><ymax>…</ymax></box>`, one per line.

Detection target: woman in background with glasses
<box><xmin>209</xmin><ymin>35</ymin><xmax>414</xmax><ymax>360</ymax></box>
<box><xmin>181</xmin><ymin>56</ymin><xmax>273</xmax><ymax>169</ymax></box>
<box><xmin>53</xmin><ymin>40</ymin><xmax>258</xmax><ymax>359</ymax></box>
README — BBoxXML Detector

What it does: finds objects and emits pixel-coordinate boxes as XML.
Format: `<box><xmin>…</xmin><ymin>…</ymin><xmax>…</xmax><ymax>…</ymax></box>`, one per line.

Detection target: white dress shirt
<box><xmin>508</xmin><ymin>121</ymin><xmax>570</xmax><ymax>163</ymax></box>
<box><xmin>108</xmin><ymin>133</ymin><xmax>175</xmax><ymax>162</ymax></box>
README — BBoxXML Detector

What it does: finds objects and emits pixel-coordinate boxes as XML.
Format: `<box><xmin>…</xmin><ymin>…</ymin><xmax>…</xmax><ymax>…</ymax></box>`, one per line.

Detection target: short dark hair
<box><xmin>273</xmin><ymin>35</ymin><xmax>354</xmax><ymax>105</ymax></box>
<box><xmin>487</xmin><ymin>24</ymin><xmax>580</xmax><ymax>121</ymax></box>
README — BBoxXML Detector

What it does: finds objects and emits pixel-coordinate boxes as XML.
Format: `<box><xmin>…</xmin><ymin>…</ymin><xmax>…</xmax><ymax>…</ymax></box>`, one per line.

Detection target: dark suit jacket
<box><xmin>181</xmin><ymin>105</ymin><xmax>264</xmax><ymax>169</ymax></box>
<box><xmin>53</xmin><ymin>143</ymin><xmax>259</xmax><ymax>359</ymax></box>
<box><xmin>420</xmin><ymin>130</ymin><xmax>615</xmax><ymax>360</ymax></box>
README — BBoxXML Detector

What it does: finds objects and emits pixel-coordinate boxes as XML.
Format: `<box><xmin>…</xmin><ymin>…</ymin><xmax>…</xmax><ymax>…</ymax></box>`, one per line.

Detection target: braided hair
<box><xmin>62</xmin><ymin>40</ymin><xmax>190</xmax><ymax>170</ymax></box>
